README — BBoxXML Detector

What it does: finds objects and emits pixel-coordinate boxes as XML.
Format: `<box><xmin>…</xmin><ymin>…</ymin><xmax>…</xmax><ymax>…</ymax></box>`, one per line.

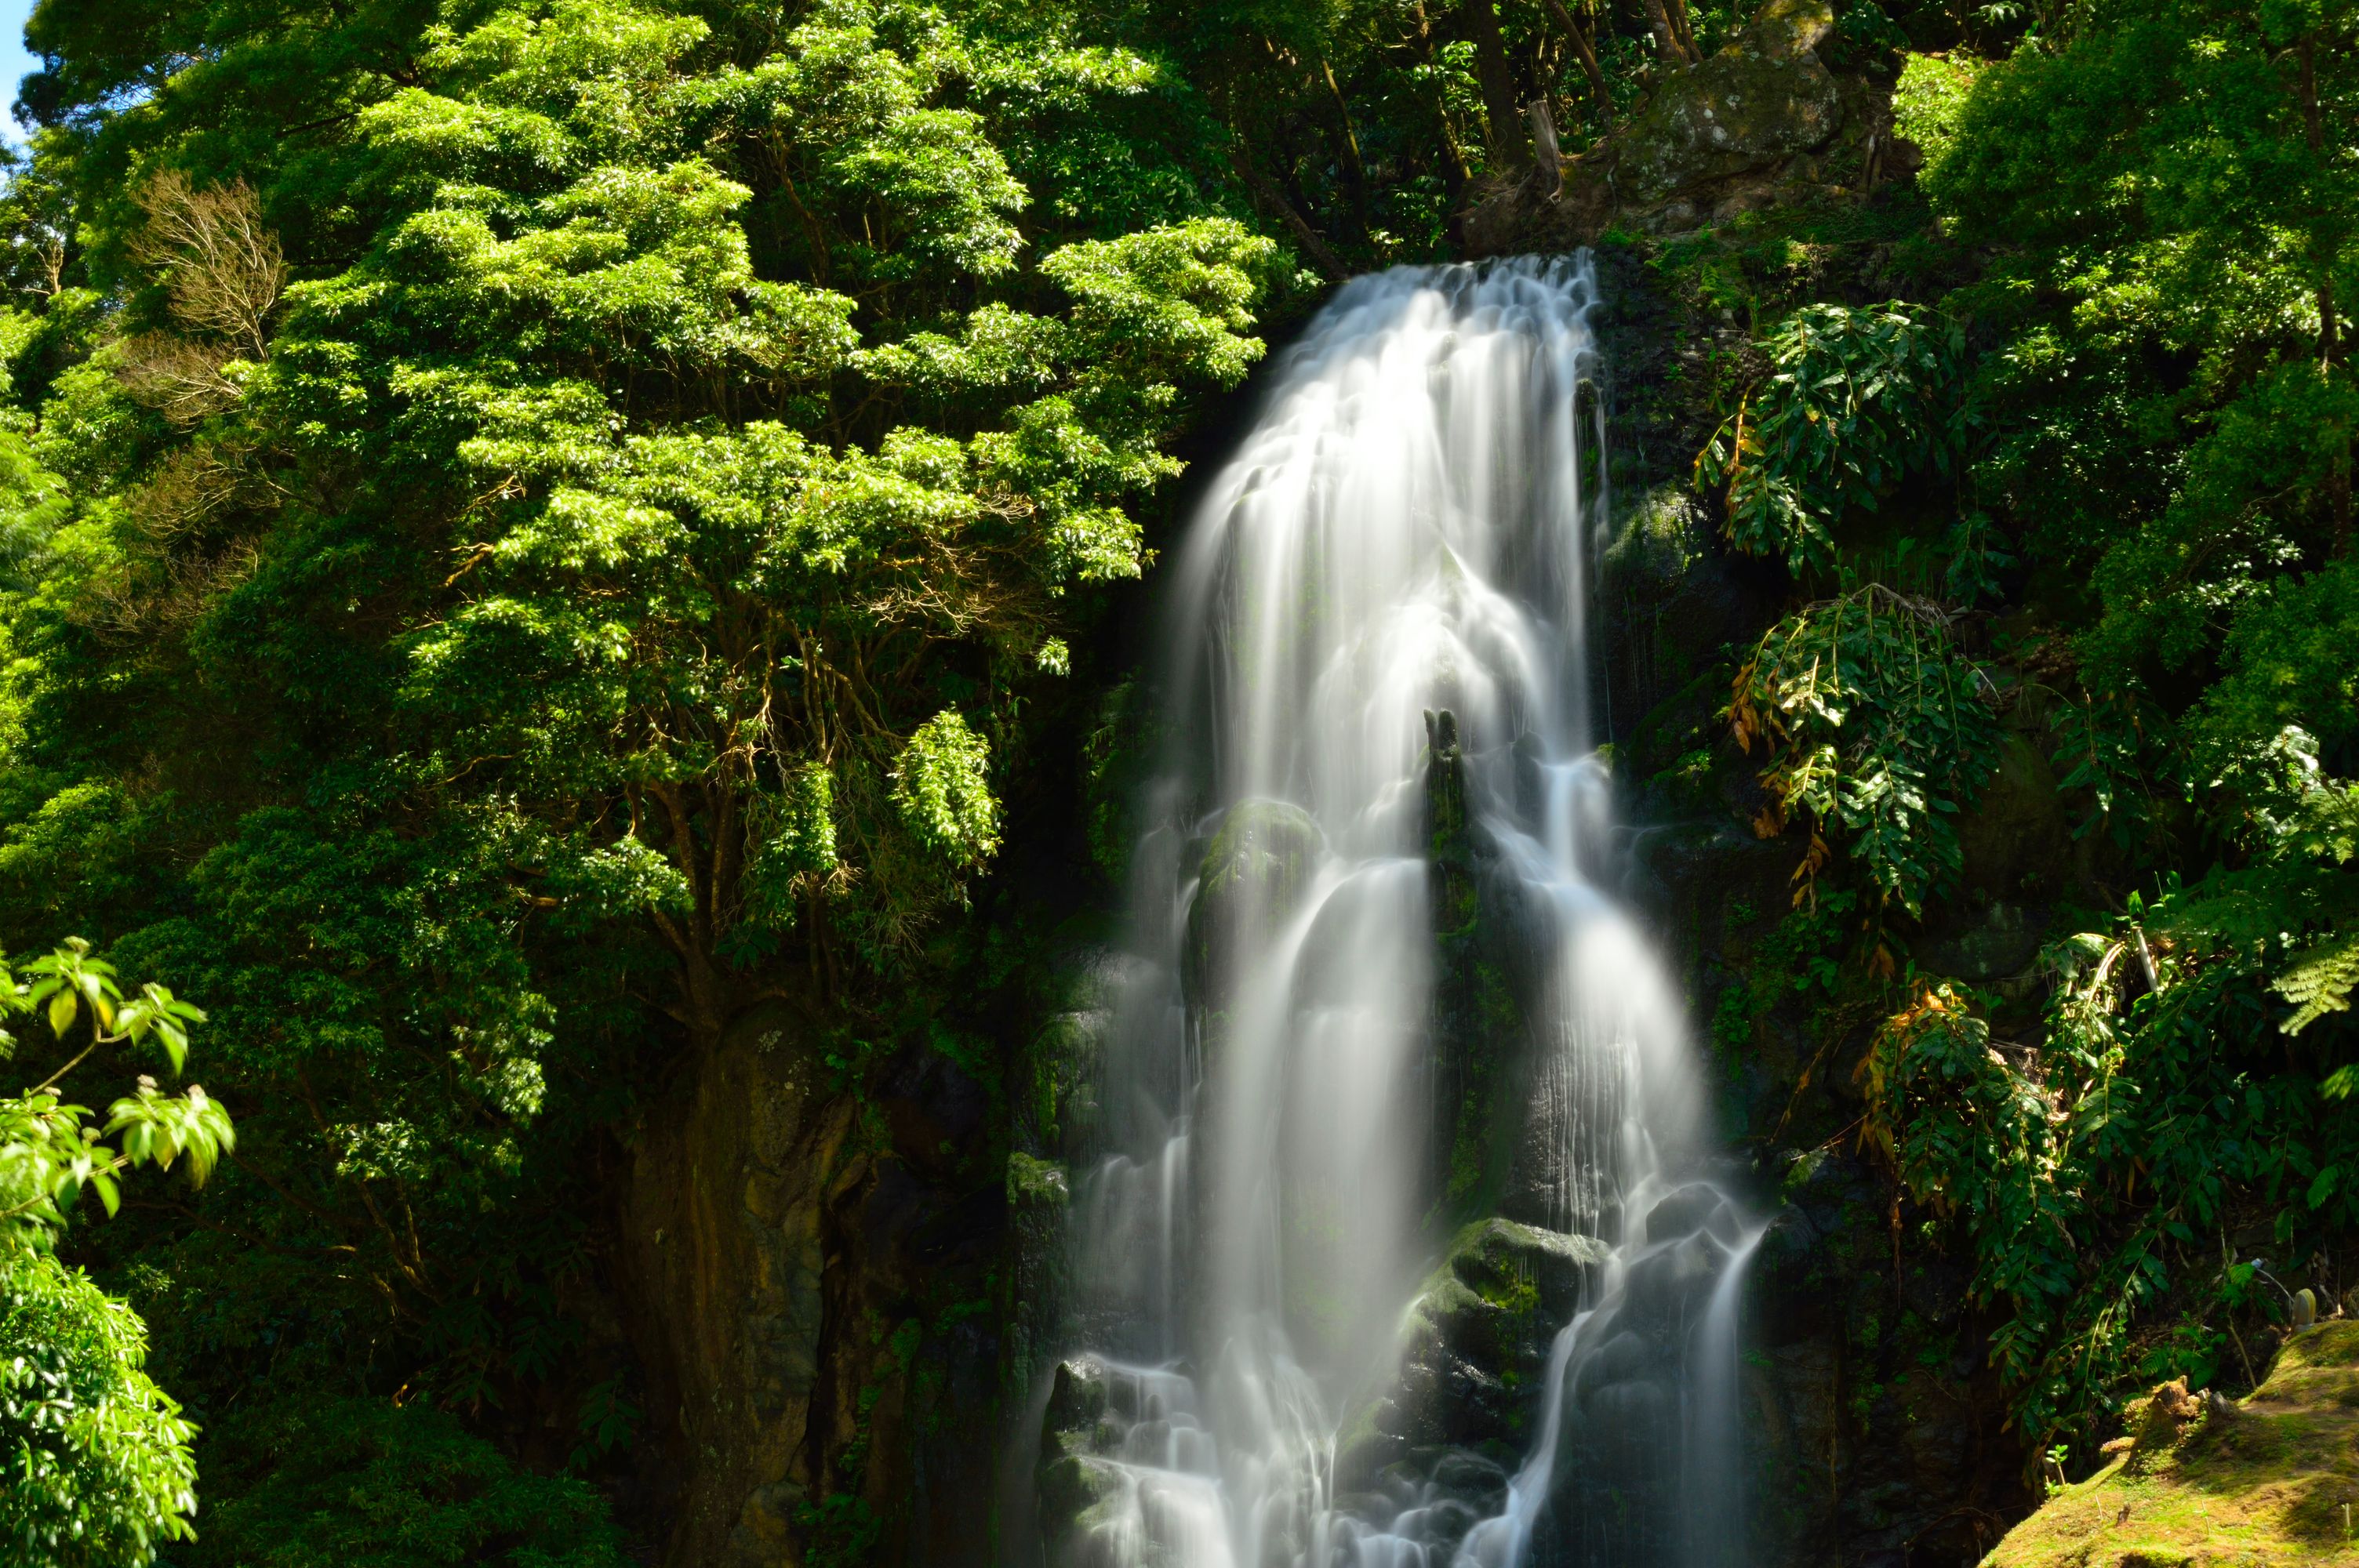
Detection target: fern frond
<box><xmin>2275</xmin><ymin>935</ymin><xmax>2359</xmax><ymax>1035</ymax></box>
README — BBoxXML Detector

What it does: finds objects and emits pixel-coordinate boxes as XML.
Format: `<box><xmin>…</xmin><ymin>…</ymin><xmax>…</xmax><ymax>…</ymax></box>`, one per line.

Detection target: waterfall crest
<box><xmin>1051</xmin><ymin>255</ymin><xmax>1755</xmax><ymax>1568</ymax></box>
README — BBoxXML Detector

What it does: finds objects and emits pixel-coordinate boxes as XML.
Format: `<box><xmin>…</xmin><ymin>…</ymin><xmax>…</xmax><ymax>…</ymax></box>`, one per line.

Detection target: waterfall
<box><xmin>1049</xmin><ymin>255</ymin><xmax>1757</xmax><ymax>1568</ymax></box>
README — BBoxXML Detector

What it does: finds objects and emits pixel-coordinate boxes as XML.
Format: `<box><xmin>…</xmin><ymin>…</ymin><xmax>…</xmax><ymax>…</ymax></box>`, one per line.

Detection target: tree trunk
<box><xmin>1541</xmin><ymin>0</ymin><xmax>1615</xmax><ymax>132</ymax></box>
<box><xmin>1412</xmin><ymin>1</ymin><xmax>1475</xmax><ymax>199</ymax></box>
<box><xmin>1641</xmin><ymin>0</ymin><xmax>1689</xmax><ymax>70</ymax></box>
<box><xmin>617</xmin><ymin>996</ymin><xmax>851</xmax><ymax>1567</ymax></box>
<box><xmin>1230</xmin><ymin>143</ymin><xmax>1350</xmax><ymax>280</ymax></box>
<box><xmin>1463</xmin><ymin>0</ymin><xmax>1528</xmax><ymax>166</ymax></box>
<box><xmin>2296</xmin><ymin>40</ymin><xmax>2342</xmax><ymax>368</ymax></box>
<box><xmin>1667</xmin><ymin>0</ymin><xmax>1703</xmax><ymax>64</ymax></box>
<box><xmin>1321</xmin><ymin>56</ymin><xmax>1372</xmax><ymax>239</ymax></box>
<box><xmin>1529</xmin><ymin>96</ymin><xmax>1565</xmax><ymax>199</ymax></box>
<box><xmin>2332</xmin><ymin>451</ymin><xmax>2353</xmax><ymax>560</ymax></box>
<box><xmin>2295</xmin><ymin>36</ymin><xmax>2352</xmax><ymax>555</ymax></box>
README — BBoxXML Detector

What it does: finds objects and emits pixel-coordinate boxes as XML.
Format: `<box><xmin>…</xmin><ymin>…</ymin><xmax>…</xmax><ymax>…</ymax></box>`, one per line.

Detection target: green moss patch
<box><xmin>1987</xmin><ymin>1323</ymin><xmax>2359</xmax><ymax>1567</ymax></box>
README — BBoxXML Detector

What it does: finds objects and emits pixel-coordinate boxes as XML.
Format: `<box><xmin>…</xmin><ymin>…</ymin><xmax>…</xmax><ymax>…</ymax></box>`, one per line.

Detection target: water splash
<box><xmin>1052</xmin><ymin>256</ymin><xmax>1754</xmax><ymax>1568</ymax></box>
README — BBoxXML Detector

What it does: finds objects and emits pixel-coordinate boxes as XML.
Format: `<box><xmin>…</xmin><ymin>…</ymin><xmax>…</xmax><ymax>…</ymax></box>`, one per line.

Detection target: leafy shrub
<box><xmin>1892</xmin><ymin>53</ymin><xmax>1985</xmax><ymax>172</ymax></box>
<box><xmin>1728</xmin><ymin>585</ymin><xmax>2003</xmax><ymax>924</ymax></box>
<box><xmin>1697</xmin><ymin>303</ymin><xmax>1975</xmax><ymax>576</ymax></box>
<box><xmin>1861</xmin><ymin>869</ymin><xmax>2359</xmax><ymax>1455</ymax></box>
<box><xmin>1</xmin><ymin>1250</ymin><xmax>198</xmax><ymax>1567</ymax></box>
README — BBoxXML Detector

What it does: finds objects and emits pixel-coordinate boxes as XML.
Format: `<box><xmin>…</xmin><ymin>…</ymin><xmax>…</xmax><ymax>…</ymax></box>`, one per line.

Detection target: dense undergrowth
<box><xmin>0</xmin><ymin>0</ymin><xmax>2348</xmax><ymax>1559</ymax></box>
<box><xmin>1683</xmin><ymin>0</ymin><xmax>2359</xmax><ymax>1477</ymax></box>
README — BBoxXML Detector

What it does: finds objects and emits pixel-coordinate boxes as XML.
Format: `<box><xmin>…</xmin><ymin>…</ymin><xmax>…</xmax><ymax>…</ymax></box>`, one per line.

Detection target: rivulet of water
<box><xmin>1050</xmin><ymin>255</ymin><xmax>1757</xmax><ymax>1568</ymax></box>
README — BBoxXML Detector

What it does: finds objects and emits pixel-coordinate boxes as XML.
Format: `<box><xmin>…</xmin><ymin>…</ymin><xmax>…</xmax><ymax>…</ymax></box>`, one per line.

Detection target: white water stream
<box><xmin>1054</xmin><ymin>256</ymin><xmax>1756</xmax><ymax>1568</ymax></box>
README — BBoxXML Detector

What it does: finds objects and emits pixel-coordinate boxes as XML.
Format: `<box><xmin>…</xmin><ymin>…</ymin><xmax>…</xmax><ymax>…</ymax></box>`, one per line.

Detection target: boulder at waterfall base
<box><xmin>1338</xmin><ymin>1218</ymin><xmax>1609</xmax><ymax>1479</ymax></box>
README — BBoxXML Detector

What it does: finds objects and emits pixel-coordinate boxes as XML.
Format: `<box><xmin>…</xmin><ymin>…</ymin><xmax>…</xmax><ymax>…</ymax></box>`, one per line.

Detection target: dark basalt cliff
<box><xmin>618</xmin><ymin>995</ymin><xmax>1012</xmax><ymax>1566</ymax></box>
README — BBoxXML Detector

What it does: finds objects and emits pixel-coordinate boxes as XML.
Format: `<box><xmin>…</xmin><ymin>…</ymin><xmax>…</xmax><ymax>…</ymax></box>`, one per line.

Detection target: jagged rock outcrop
<box><xmin>1465</xmin><ymin>0</ymin><xmax>1888</xmax><ymax>253</ymax></box>
<box><xmin>1033</xmin><ymin>1356</ymin><xmax>1223</xmax><ymax>1567</ymax></box>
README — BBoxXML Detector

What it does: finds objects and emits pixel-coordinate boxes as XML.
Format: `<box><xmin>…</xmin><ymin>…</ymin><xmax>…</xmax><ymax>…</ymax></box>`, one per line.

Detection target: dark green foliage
<box><xmin>0</xmin><ymin>0</ymin><xmax>1292</xmax><ymax>1555</ymax></box>
<box><xmin>1859</xmin><ymin>869</ymin><xmax>2359</xmax><ymax>1457</ymax></box>
<box><xmin>1688</xmin><ymin>0</ymin><xmax>2359</xmax><ymax>1479</ymax></box>
<box><xmin>186</xmin><ymin>1398</ymin><xmax>624</xmax><ymax>1568</ymax></box>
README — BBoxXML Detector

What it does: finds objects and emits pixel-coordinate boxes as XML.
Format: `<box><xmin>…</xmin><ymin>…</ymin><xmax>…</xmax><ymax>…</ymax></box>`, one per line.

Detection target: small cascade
<box><xmin>1043</xmin><ymin>256</ymin><xmax>1757</xmax><ymax>1568</ymax></box>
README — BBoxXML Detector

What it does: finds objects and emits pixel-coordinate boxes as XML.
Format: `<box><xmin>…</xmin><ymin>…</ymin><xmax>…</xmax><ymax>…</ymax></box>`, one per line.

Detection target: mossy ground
<box><xmin>1986</xmin><ymin>1323</ymin><xmax>2359</xmax><ymax>1567</ymax></box>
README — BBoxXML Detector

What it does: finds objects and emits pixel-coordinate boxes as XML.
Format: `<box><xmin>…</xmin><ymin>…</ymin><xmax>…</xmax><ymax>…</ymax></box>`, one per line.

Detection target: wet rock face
<box><xmin>1743</xmin><ymin>1149</ymin><xmax>2030</xmax><ymax>1568</ymax></box>
<box><xmin>1307</xmin><ymin>1220</ymin><xmax>1609</xmax><ymax>1564</ymax></box>
<box><xmin>1185</xmin><ymin>798</ymin><xmax>1323</xmax><ymax>1002</ymax></box>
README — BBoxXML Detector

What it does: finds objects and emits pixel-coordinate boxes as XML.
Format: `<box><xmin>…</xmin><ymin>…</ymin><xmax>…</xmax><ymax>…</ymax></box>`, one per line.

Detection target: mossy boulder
<box><xmin>1007</xmin><ymin>1152</ymin><xmax>1070</xmax><ymax>1209</ymax></box>
<box><xmin>1986</xmin><ymin>1322</ymin><xmax>2359</xmax><ymax>1567</ymax></box>
<box><xmin>1954</xmin><ymin>730</ymin><xmax>2070</xmax><ymax>905</ymax></box>
<box><xmin>1911</xmin><ymin>898</ymin><xmax>2045</xmax><ymax>984</ymax></box>
<box><xmin>1034</xmin><ymin>1451</ymin><xmax>1127</xmax><ymax>1568</ymax></box>
<box><xmin>1601</xmin><ymin>483</ymin><xmax>1713</xmax><ymax>593</ymax></box>
<box><xmin>1914</xmin><ymin>730</ymin><xmax>2070</xmax><ymax>982</ymax></box>
<box><xmin>1465</xmin><ymin>0</ymin><xmax>1858</xmax><ymax>252</ymax></box>
<box><xmin>1613</xmin><ymin>2</ymin><xmax>1842</xmax><ymax>209</ymax></box>
<box><xmin>1336</xmin><ymin>1218</ymin><xmax>1609</xmax><ymax>1483</ymax></box>
<box><xmin>1034</xmin><ymin>1356</ymin><xmax>1127</xmax><ymax>1563</ymax></box>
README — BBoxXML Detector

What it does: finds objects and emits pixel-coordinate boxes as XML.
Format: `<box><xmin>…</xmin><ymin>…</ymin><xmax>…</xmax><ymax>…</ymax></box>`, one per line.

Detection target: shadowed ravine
<box><xmin>1039</xmin><ymin>256</ymin><xmax>1761</xmax><ymax>1568</ymax></box>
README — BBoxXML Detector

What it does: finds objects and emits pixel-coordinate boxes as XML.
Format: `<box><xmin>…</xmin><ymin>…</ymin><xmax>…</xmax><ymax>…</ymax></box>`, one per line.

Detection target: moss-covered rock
<box><xmin>1336</xmin><ymin>1218</ymin><xmax>1610</xmax><ymax>1484</ymax></box>
<box><xmin>1464</xmin><ymin>0</ymin><xmax>1861</xmax><ymax>252</ymax></box>
<box><xmin>1910</xmin><ymin>729</ymin><xmax>2070</xmax><ymax>982</ymax></box>
<box><xmin>1602</xmin><ymin>483</ymin><xmax>1714</xmax><ymax>592</ymax></box>
<box><xmin>1614</xmin><ymin>4</ymin><xmax>1843</xmax><ymax>209</ymax></box>
<box><xmin>1954</xmin><ymin>729</ymin><xmax>2070</xmax><ymax>905</ymax></box>
<box><xmin>1008</xmin><ymin>1152</ymin><xmax>1070</xmax><ymax>1209</ymax></box>
<box><xmin>1911</xmin><ymin>898</ymin><xmax>2045</xmax><ymax>983</ymax></box>
<box><xmin>1038</xmin><ymin>1355</ymin><xmax>1114</xmax><ymax>1461</ymax></box>
<box><xmin>1034</xmin><ymin>1452</ymin><xmax>1128</xmax><ymax>1566</ymax></box>
<box><xmin>1986</xmin><ymin>1323</ymin><xmax>2359</xmax><ymax>1567</ymax></box>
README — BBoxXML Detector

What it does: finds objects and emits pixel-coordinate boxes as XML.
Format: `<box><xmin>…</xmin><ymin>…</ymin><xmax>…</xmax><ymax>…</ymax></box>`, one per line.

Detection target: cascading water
<box><xmin>1048</xmin><ymin>255</ymin><xmax>1759</xmax><ymax>1568</ymax></box>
